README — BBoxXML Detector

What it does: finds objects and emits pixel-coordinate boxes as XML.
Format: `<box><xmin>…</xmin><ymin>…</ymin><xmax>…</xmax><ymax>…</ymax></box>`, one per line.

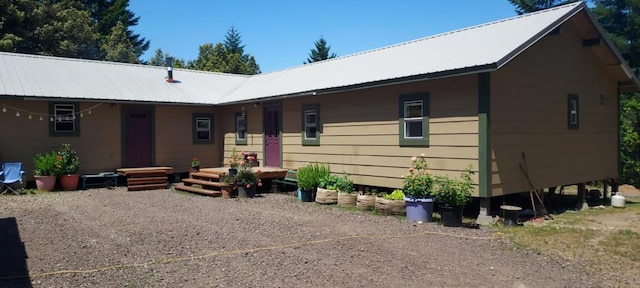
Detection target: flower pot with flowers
<box><xmin>191</xmin><ymin>157</ymin><xmax>201</xmax><ymax>173</ymax></box>
<box><xmin>228</xmin><ymin>147</ymin><xmax>242</xmax><ymax>177</ymax></box>
<box><xmin>33</xmin><ymin>150</ymin><xmax>58</xmax><ymax>191</ymax></box>
<box><xmin>55</xmin><ymin>144</ymin><xmax>81</xmax><ymax>191</ymax></box>
<box><xmin>235</xmin><ymin>161</ymin><xmax>262</xmax><ymax>198</ymax></box>
<box><xmin>433</xmin><ymin>166</ymin><xmax>474</xmax><ymax>227</ymax></box>
<box><xmin>403</xmin><ymin>154</ymin><xmax>436</xmax><ymax>222</ymax></box>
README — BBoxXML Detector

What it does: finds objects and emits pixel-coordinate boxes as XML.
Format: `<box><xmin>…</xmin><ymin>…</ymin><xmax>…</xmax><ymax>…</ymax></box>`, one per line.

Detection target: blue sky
<box><xmin>129</xmin><ymin>1</ymin><xmax>518</xmax><ymax>73</ymax></box>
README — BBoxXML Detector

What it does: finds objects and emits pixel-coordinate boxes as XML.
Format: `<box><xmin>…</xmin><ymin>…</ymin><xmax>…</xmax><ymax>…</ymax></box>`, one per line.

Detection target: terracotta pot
<box><xmin>60</xmin><ymin>174</ymin><xmax>80</xmax><ymax>191</ymax></box>
<box><xmin>35</xmin><ymin>176</ymin><xmax>56</xmax><ymax>191</ymax></box>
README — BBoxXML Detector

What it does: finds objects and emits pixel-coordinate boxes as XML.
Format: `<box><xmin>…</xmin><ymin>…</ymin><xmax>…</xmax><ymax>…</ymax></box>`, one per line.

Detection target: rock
<box><xmin>618</xmin><ymin>184</ymin><xmax>640</xmax><ymax>196</ymax></box>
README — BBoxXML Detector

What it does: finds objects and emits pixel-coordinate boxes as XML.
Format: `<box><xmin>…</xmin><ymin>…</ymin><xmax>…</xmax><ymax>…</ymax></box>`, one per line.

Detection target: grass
<box><xmin>495</xmin><ymin>200</ymin><xmax>640</xmax><ymax>286</ymax></box>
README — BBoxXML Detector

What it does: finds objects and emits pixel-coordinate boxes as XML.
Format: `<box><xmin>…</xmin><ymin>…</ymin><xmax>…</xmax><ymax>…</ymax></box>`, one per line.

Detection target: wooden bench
<box><xmin>273</xmin><ymin>169</ymin><xmax>297</xmax><ymax>191</ymax></box>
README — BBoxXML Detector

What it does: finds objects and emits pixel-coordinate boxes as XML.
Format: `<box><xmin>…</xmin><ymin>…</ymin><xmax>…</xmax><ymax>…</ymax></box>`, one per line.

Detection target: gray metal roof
<box><xmin>1</xmin><ymin>2</ymin><xmax>636</xmax><ymax>105</ymax></box>
<box><xmin>0</xmin><ymin>52</ymin><xmax>249</xmax><ymax>105</ymax></box>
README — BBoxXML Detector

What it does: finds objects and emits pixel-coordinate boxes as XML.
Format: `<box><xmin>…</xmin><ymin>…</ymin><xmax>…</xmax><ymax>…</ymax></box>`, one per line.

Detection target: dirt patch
<box><xmin>0</xmin><ymin>188</ymin><xmax>621</xmax><ymax>287</ymax></box>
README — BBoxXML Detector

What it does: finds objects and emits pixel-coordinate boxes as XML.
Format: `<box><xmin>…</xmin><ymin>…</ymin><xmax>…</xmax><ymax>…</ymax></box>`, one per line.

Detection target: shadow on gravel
<box><xmin>0</xmin><ymin>217</ymin><xmax>32</xmax><ymax>288</ymax></box>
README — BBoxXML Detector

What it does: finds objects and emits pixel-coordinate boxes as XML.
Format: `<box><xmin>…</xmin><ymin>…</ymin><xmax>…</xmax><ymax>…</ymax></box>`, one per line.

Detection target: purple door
<box><xmin>264</xmin><ymin>105</ymin><xmax>281</xmax><ymax>167</ymax></box>
<box><xmin>124</xmin><ymin>107</ymin><xmax>152</xmax><ymax>167</ymax></box>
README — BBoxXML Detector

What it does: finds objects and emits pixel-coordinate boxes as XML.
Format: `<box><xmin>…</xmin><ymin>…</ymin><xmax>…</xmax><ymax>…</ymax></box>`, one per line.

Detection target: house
<box><xmin>1</xmin><ymin>2</ymin><xmax>638</xmax><ymax>220</ymax></box>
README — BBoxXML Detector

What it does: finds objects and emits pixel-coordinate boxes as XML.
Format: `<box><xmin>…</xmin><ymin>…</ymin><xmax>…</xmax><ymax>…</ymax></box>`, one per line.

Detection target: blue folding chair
<box><xmin>1</xmin><ymin>162</ymin><xmax>25</xmax><ymax>195</ymax></box>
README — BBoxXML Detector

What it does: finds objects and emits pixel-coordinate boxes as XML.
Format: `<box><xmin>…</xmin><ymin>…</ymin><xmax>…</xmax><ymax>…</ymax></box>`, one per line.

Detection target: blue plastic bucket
<box><xmin>404</xmin><ymin>197</ymin><xmax>435</xmax><ymax>222</ymax></box>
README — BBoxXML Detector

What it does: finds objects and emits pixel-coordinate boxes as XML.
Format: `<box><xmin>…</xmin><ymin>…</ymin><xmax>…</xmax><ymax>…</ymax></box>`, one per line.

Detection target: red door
<box><xmin>264</xmin><ymin>105</ymin><xmax>281</xmax><ymax>167</ymax></box>
<box><xmin>124</xmin><ymin>107</ymin><xmax>152</xmax><ymax>167</ymax></box>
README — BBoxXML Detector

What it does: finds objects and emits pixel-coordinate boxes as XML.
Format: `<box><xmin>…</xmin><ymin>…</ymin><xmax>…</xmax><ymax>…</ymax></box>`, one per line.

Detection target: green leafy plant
<box><xmin>432</xmin><ymin>166</ymin><xmax>474</xmax><ymax>207</ymax></box>
<box><xmin>33</xmin><ymin>150</ymin><xmax>58</xmax><ymax>176</ymax></box>
<box><xmin>191</xmin><ymin>157</ymin><xmax>200</xmax><ymax>169</ymax></box>
<box><xmin>336</xmin><ymin>173</ymin><xmax>354</xmax><ymax>193</ymax></box>
<box><xmin>55</xmin><ymin>143</ymin><xmax>80</xmax><ymax>175</ymax></box>
<box><xmin>296</xmin><ymin>162</ymin><xmax>330</xmax><ymax>190</ymax></box>
<box><xmin>319</xmin><ymin>174</ymin><xmax>341</xmax><ymax>190</ymax></box>
<box><xmin>383</xmin><ymin>189</ymin><xmax>405</xmax><ymax>200</ymax></box>
<box><xmin>228</xmin><ymin>147</ymin><xmax>242</xmax><ymax>169</ymax></box>
<box><xmin>230</xmin><ymin>153</ymin><xmax>262</xmax><ymax>188</ymax></box>
<box><xmin>402</xmin><ymin>154</ymin><xmax>435</xmax><ymax>199</ymax></box>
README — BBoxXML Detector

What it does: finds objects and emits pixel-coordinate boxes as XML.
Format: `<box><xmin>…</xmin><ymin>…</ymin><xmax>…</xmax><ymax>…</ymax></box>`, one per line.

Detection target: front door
<box><xmin>264</xmin><ymin>104</ymin><xmax>281</xmax><ymax>167</ymax></box>
<box><xmin>123</xmin><ymin>106</ymin><xmax>153</xmax><ymax>167</ymax></box>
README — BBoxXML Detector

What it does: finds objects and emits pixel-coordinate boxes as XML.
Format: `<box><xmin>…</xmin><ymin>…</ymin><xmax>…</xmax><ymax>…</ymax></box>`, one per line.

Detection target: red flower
<box><xmin>245</xmin><ymin>184</ymin><xmax>251</xmax><ymax>188</ymax></box>
<box><xmin>257</xmin><ymin>182</ymin><xmax>263</xmax><ymax>187</ymax></box>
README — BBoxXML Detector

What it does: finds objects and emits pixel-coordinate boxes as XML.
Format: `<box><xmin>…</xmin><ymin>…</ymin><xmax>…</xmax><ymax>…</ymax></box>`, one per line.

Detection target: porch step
<box><xmin>127</xmin><ymin>183</ymin><xmax>168</xmax><ymax>191</ymax></box>
<box><xmin>174</xmin><ymin>184</ymin><xmax>222</xmax><ymax>197</ymax></box>
<box><xmin>127</xmin><ymin>176</ymin><xmax>168</xmax><ymax>185</ymax></box>
<box><xmin>182</xmin><ymin>178</ymin><xmax>226</xmax><ymax>188</ymax></box>
<box><xmin>190</xmin><ymin>172</ymin><xmax>221</xmax><ymax>180</ymax></box>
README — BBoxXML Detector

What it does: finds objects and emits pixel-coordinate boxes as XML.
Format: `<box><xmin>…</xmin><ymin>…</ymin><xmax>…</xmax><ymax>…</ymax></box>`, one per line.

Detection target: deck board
<box><xmin>198</xmin><ymin>167</ymin><xmax>287</xmax><ymax>179</ymax></box>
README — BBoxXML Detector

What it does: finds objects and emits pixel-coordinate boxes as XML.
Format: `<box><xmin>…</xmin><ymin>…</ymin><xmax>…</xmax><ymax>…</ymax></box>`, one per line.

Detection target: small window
<box><xmin>49</xmin><ymin>102</ymin><xmax>80</xmax><ymax>136</ymax></box>
<box><xmin>567</xmin><ymin>94</ymin><xmax>579</xmax><ymax>130</ymax></box>
<box><xmin>399</xmin><ymin>93</ymin><xmax>429</xmax><ymax>146</ymax></box>
<box><xmin>192</xmin><ymin>113</ymin><xmax>213</xmax><ymax>144</ymax></box>
<box><xmin>235</xmin><ymin>111</ymin><xmax>247</xmax><ymax>145</ymax></box>
<box><xmin>301</xmin><ymin>104</ymin><xmax>320</xmax><ymax>146</ymax></box>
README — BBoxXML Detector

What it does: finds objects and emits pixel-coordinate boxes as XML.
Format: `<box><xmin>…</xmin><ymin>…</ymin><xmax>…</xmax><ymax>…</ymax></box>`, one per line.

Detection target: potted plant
<box><xmin>375</xmin><ymin>189</ymin><xmax>406</xmax><ymax>216</ymax></box>
<box><xmin>357</xmin><ymin>187</ymin><xmax>376</xmax><ymax>211</ymax></box>
<box><xmin>33</xmin><ymin>150</ymin><xmax>58</xmax><ymax>191</ymax></box>
<box><xmin>432</xmin><ymin>167</ymin><xmax>474</xmax><ymax>227</ymax></box>
<box><xmin>336</xmin><ymin>173</ymin><xmax>356</xmax><ymax>207</ymax></box>
<box><xmin>228</xmin><ymin>147</ymin><xmax>242</xmax><ymax>177</ymax></box>
<box><xmin>316</xmin><ymin>174</ymin><xmax>340</xmax><ymax>204</ymax></box>
<box><xmin>235</xmin><ymin>161</ymin><xmax>262</xmax><ymax>198</ymax></box>
<box><xmin>296</xmin><ymin>162</ymin><xmax>329</xmax><ymax>202</ymax></box>
<box><xmin>403</xmin><ymin>154</ymin><xmax>436</xmax><ymax>222</ymax></box>
<box><xmin>55</xmin><ymin>144</ymin><xmax>80</xmax><ymax>191</ymax></box>
<box><xmin>191</xmin><ymin>157</ymin><xmax>201</xmax><ymax>172</ymax></box>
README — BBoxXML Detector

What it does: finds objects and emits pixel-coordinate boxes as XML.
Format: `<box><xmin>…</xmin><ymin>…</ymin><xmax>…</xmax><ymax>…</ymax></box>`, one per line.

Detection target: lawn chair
<box><xmin>1</xmin><ymin>162</ymin><xmax>25</xmax><ymax>195</ymax></box>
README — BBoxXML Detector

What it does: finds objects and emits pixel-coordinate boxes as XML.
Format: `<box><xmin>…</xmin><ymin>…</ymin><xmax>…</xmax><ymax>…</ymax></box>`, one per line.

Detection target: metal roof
<box><xmin>1</xmin><ymin>2</ymin><xmax>636</xmax><ymax>105</ymax></box>
<box><xmin>0</xmin><ymin>52</ymin><xmax>249</xmax><ymax>105</ymax></box>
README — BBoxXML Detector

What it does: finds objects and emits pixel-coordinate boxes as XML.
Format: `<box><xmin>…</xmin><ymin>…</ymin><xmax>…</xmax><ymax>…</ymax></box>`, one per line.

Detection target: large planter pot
<box><xmin>35</xmin><ymin>175</ymin><xmax>56</xmax><ymax>191</ymax></box>
<box><xmin>439</xmin><ymin>205</ymin><xmax>464</xmax><ymax>227</ymax></box>
<box><xmin>221</xmin><ymin>184</ymin><xmax>237</xmax><ymax>198</ymax></box>
<box><xmin>337</xmin><ymin>192</ymin><xmax>357</xmax><ymax>207</ymax></box>
<box><xmin>356</xmin><ymin>194</ymin><xmax>376</xmax><ymax>211</ymax></box>
<box><xmin>299</xmin><ymin>188</ymin><xmax>315</xmax><ymax>202</ymax></box>
<box><xmin>238</xmin><ymin>185</ymin><xmax>256</xmax><ymax>198</ymax></box>
<box><xmin>375</xmin><ymin>196</ymin><xmax>405</xmax><ymax>216</ymax></box>
<box><xmin>315</xmin><ymin>188</ymin><xmax>338</xmax><ymax>204</ymax></box>
<box><xmin>405</xmin><ymin>197</ymin><xmax>435</xmax><ymax>222</ymax></box>
<box><xmin>60</xmin><ymin>174</ymin><xmax>80</xmax><ymax>191</ymax></box>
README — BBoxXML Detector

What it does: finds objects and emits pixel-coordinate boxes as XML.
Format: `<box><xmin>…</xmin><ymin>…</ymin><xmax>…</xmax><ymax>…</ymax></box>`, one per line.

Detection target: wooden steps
<box><xmin>174</xmin><ymin>171</ymin><xmax>235</xmax><ymax>197</ymax></box>
<box><xmin>116</xmin><ymin>167</ymin><xmax>173</xmax><ymax>191</ymax></box>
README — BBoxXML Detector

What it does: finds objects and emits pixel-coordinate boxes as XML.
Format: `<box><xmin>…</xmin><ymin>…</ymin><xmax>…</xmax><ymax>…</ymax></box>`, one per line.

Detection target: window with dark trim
<box><xmin>49</xmin><ymin>102</ymin><xmax>80</xmax><ymax>136</ymax></box>
<box><xmin>567</xmin><ymin>94</ymin><xmax>579</xmax><ymax>130</ymax></box>
<box><xmin>301</xmin><ymin>104</ymin><xmax>320</xmax><ymax>146</ymax></box>
<box><xmin>235</xmin><ymin>111</ymin><xmax>247</xmax><ymax>145</ymax></box>
<box><xmin>399</xmin><ymin>93</ymin><xmax>429</xmax><ymax>146</ymax></box>
<box><xmin>192</xmin><ymin>113</ymin><xmax>213</xmax><ymax>144</ymax></box>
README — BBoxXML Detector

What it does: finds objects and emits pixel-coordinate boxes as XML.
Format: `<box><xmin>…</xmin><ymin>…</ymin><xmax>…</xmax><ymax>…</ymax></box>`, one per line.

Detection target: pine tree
<box><xmin>103</xmin><ymin>21</ymin><xmax>136</xmax><ymax>63</ymax></box>
<box><xmin>507</xmin><ymin>0</ymin><xmax>579</xmax><ymax>14</ymax></box>
<box><xmin>188</xmin><ymin>26</ymin><xmax>260</xmax><ymax>75</ymax></box>
<box><xmin>304</xmin><ymin>36</ymin><xmax>337</xmax><ymax>64</ymax></box>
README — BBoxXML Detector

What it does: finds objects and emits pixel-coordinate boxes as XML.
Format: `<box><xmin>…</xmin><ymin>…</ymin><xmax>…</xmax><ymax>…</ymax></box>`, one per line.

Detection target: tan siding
<box><xmin>154</xmin><ymin>105</ymin><xmax>220</xmax><ymax>172</ymax></box>
<box><xmin>221</xmin><ymin>104</ymin><xmax>264</xmax><ymax>165</ymax></box>
<box><xmin>491</xmin><ymin>13</ymin><xmax>619</xmax><ymax>196</ymax></box>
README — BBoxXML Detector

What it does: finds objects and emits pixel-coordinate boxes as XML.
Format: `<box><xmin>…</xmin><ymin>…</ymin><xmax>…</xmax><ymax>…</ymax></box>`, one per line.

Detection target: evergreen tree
<box><xmin>0</xmin><ymin>0</ymin><xmax>39</xmax><ymax>52</ymax></box>
<box><xmin>304</xmin><ymin>36</ymin><xmax>337</xmax><ymax>64</ymax></box>
<box><xmin>188</xmin><ymin>26</ymin><xmax>260</xmax><ymax>75</ymax></box>
<box><xmin>148</xmin><ymin>48</ymin><xmax>185</xmax><ymax>68</ymax></box>
<box><xmin>224</xmin><ymin>25</ymin><xmax>244</xmax><ymax>55</ymax></box>
<box><xmin>507</xmin><ymin>0</ymin><xmax>579</xmax><ymax>14</ymax></box>
<box><xmin>103</xmin><ymin>21</ymin><xmax>136</xmax><ymax>63</ymax></box>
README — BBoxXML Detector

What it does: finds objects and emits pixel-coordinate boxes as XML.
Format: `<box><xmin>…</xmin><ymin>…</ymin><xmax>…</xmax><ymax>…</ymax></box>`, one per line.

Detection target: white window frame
<box><xmin>403</xmin><ymin>100</ymin><xmax>423</xmax><ymax>139</ymax></box>
<box><xmin>54</xmin><ymin>103</ymin><xmax>76</xmax><ymax>133</ymax></box>
<box><xmin>195</xmin><ymin>117</ymin><xmax>211</xmax><ymax>141</ymax></box>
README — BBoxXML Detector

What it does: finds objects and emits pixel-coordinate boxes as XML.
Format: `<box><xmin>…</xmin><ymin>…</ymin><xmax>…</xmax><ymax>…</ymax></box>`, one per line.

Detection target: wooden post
<box><xmin>576</xmin><ymin>183</ymin><xmax>588</xmax><ymax>210</ymax></box>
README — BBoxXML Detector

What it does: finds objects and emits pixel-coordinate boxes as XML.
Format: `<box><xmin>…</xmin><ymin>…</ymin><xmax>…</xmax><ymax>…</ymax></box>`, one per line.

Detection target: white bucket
<box><xmin>611</xmin><ymin>193</ymin><xmax>626</xmax><ymax>208</ymax></box>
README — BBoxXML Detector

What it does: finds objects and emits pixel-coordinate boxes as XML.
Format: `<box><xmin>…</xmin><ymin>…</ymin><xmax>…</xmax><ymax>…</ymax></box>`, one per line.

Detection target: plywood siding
<box><xmin>221</xmin><ymin>76</ymin><xmax>480</xmax><ymax>192</ymax></box>
<box><xmin>0</xmin><ymin>100</ymin><xmax>121</xmax><ymax>178</ymax></box>
<box><xmin>491</xmin><ymin>13</ymin><xmax>619</xmax><ymax>196</ymax></box>
<box><xmin>154</xmin><ymin>105</ymin><xmax>220</xmax><ymax>172</ymax></box>
<box><xmin>221</xmin><ymin>104</ymin><xmax>264</xmax><ymax>165</ymax></box>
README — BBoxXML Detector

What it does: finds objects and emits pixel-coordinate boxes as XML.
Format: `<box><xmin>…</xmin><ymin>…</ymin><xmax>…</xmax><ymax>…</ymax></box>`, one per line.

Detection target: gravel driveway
<box><xmin>1</xmin><ymin>188</ymin><xmax>602</xmax><ymax>287</ymax></box>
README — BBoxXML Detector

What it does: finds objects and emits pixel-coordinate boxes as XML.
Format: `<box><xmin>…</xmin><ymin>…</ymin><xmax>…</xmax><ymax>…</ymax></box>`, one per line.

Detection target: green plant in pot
<box><xmin>55</xmin><ymin>144</ymin><xmax>81</xmax><ymax>191</ymax></box>
<box><xmin>316</xmin><ymin>174</ymin><xmax>340</xmax><ymax>204</ymax></box>
<box><xmin>403</xmin><ymin>154</ymin><xmax>436</xmax><ymax>222</ymax></box>
<box><xmin>336</xmin><ymin>173</ymin><xmax>356</xmax><ymax>207</ymax></box>
<box><xmin>433</xmin><ymin>166</ymin><xmax>474</xmax><ymax>227</ymax></box>
<box><xmin>33</xmin><ymin>150</ymin><xmax>58</xmax><ymax>191</ymax></box>
<box><xmin>296</xmin><ymin>162</ymin><xmax>329</xmax><ymax>202</ymax></box>
<box><xmin>234</xmin><ymin>159</ymin><xmax>262</xmax><ymax>198</ymax></box>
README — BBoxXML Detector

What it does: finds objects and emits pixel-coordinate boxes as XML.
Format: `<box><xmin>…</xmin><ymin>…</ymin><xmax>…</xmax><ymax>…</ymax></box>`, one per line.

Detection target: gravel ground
<box><xmin>0</xmin><ymin>188</ymin><xmax>604</xmax><ymax>288</ymax></box>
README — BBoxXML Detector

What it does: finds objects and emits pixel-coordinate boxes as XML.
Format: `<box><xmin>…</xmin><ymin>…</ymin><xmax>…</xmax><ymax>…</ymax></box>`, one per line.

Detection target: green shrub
<box><xmin>55</xmin><ymin>143</ymin><xmax>80</xmax><ymax>175</ymax></box>
<box><xmin>383</xmin><ymin>189</ymin><xmax>405</xmax><ymax>200</ymax></box>
<box><xmin>432</xmin><ymin>167</ymin><xmax>474</xmax><ymax>207</ymax></box>
<box><xmin>297</xmin><ymin>162</ymin><xmax>330</xmax><ymax>190</ymax></box>
<box><xmin>319</xmin><ymin>174</ymin><xmax>341</xmax><ymax>190</ymax></box>
<box><xmin>336</xmin><ymin>173</ymin><xmax>354</xmax><ymax>193</ymax></box>
<box><xmin>33</xmin><ymin>150</ymin><xmax>58</xmax><ymax>176</ymax></box>
<box><xmin>402</xmin><ymin>155</ymin><xmax>435</xmax><ymax>198</ymax></box>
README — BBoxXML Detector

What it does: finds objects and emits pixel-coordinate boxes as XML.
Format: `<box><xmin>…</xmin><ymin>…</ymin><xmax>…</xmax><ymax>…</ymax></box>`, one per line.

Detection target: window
<box><xmin>399</xmin><ymin>93</ymin><xmax>429</xmax><ymax>146</ymax></box>
<box><xmin>235</xmin><ymin>111</ymin><xmax>247</xmax><ymax>145</ymax></box>
<box><xmin>567</xmin><ymin>94</ymin><xmax>579</xmax><ymax>130</ymax></box>
<box><xmin>192</xmin><ymin>113</ymin><xmax>213</xmax><ymax>144</ymax></box>
<box><xmin>301</xmin><ymin>104</ymin><xmax>320</xmax><ymax>146</ymax></box>
<box><xmin>49</xmin><ymin>102</ymin><xmax>80</xmax><ymax>136</ymax></box>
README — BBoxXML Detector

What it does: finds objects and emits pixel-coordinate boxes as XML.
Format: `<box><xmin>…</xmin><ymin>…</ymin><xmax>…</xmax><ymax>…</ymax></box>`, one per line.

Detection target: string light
<box><xmin>0</xmin><ymin>102</ymin><xmax>104</xmax><ymax>121</ymax></box>
<box><xmin>50</xmin><ymin>117</ymin><xmax>54</xmax><ymax>122</ymax></box>
<box><xmin>39</xmin><ymin>116</ymin><xmax>43</xmax><ymax>121</ymax></box>
<box><xmin>80</xmin><ymin>112</ymin><xmax>84</xmax><ymax>117</ymax></box>
<box><xmin>2</xmin><ymin>107</ymin><xmax>6</xmax><ymax>112</ymax></box>
<box><xmin>28</xmin><ymin>114</ymin><xmax>32</xmax><ymax>119</ymax></box>
<box><xmin>16</xmin><ymin>111</ymin><xmax>20</xmax><ymax>117</ymax></box>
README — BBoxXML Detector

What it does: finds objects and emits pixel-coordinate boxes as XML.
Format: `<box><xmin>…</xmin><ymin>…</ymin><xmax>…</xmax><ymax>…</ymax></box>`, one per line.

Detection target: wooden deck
<box><xmin>116</xmin><ymin>167</ymin><xmax>173</xmax><ymax>191</ymax></box>
<box><xmin>174</xmin><ymin>167</ymin><xmax>288</xmax><ymax>197</ymax></box>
